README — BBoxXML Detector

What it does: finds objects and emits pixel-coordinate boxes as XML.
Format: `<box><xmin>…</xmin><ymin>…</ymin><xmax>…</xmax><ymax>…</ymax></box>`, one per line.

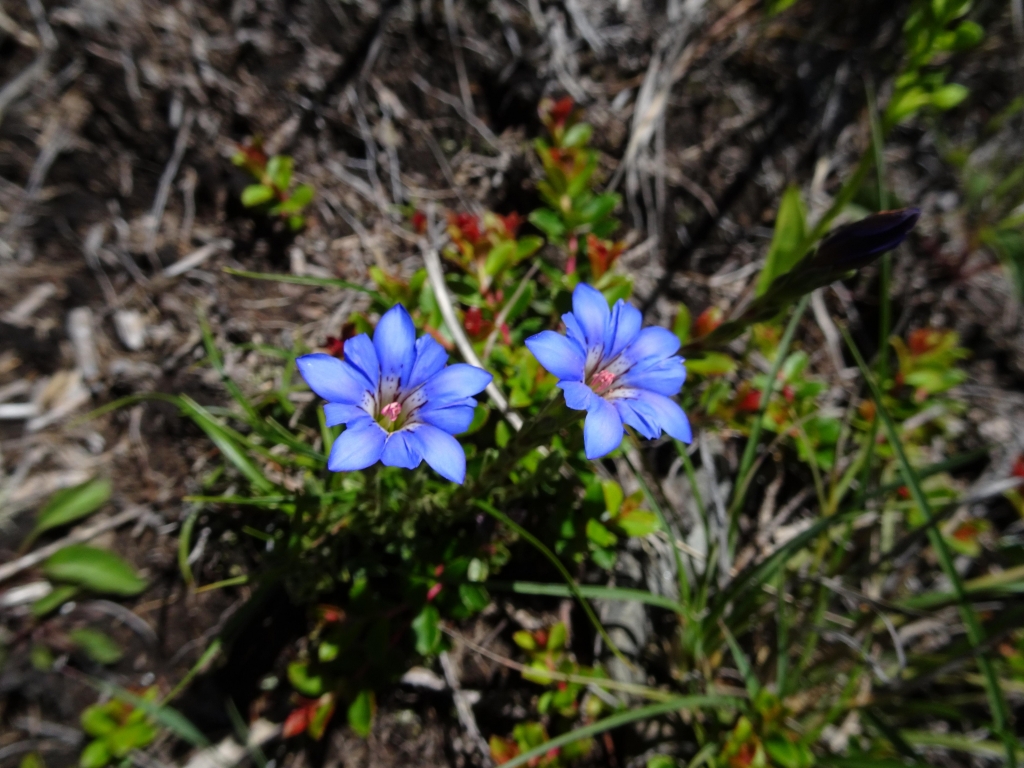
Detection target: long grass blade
<box><xmin>841</xmin><ymin>325</ymin><xmax>1015</xmax><ymax>767</ymax></box>
<box><xmin>500</xmin><ymin>696</ymin><xmax>741</xmax><ymax>768</ymax></box>
<box><xmin>493</xmin><ymin>580</ymin><xmax>685</xmax><ymax>614</ymax></box>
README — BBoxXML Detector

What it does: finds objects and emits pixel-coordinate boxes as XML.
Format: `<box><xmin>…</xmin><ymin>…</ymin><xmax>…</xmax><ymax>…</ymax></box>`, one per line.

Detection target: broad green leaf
<box><xmin>756</xmin><ymin>185</ymin><xmax>807</xmax><ymax>296</ymax></box>
<box><xmin>43</xmin><ymin>545</ymin><xmax>147</xmax><ymax>596</ymax></box>
<box><xmin>107</xmin><ymin>721</ymin><xmax>157</xmax><ymax>758</ymax></box>
<box><xmin>79</xmin><ymin>739</ymin><xmax>110</xmax><ymax>768</ymax></box>
<box><xmin>562</xmin><ymin>123</ymin><xmax>593</xmax><ymax>148</ymax></box>
<box><xmin>32</xmin><ymin>585</ymin><xmax>79</xmax><ymax>617</ymax></box>
<box><xmin>547</xmin><ymin>622</ymin><xmax>567</xmax><ymax>651</ymax></box>
<box><xmin>513</xmin><ymin>630</ymin><xmax>536</xmax><ymax>650</ymax></box>
<box><xmin>586</xmin><ymin>519</ymin><xmax>617</xmax><ymax>548</ymax></box>
<box><xmin>672</xmin><ymin>305</ymin><xmax>691</xmax><ymax>345</ymax></box>
<box><xmin>287</xmin><ymin>660</ymin><xmax>325</xmax><ymax>697</ymax></box>
<box><xmin>601</xmin><ymin>480</ymin><xmax>624</xmax><ymax>516</ymax></box>
<box><xmin>685</xmin><ymin>352</ymin><xmax>737</xmax><ymax>377</ymax></box>
<box><xmin>266</xmin><ymin>155</ymin><xmax>293</xmax><ymax>191</ymax></box>
<box><xmin>579</xmin><ymin>193</ymin><xmax>619</xmax><ymax>224</ymax></box>
<box><xmin>347</xmin><ymin>690</ymin><xmax>375</xmax><ymax>737</ymax></box>
<box><xmin>528</xmin><ymin>208</ymin><xmax>566</xmax><ymax>238</ymax></box>
<box><xmin>484</xmin><ymin>241</ymin><xmax>516</xmax><ymax>276</ymax></box>
<box><xmin>459</xmin><ymin>583</ymin><xmax>490</xmax><ymax>612</ymax></box>
<box><xmin>281</xmin><ymin>183</ymin><xmax>314</xmax><ymax>213</ymax></box>
<box><xmin>515</xmin><ymin>236</ymin><xmax>543</xmax><ymax>261</ymax></box>
<box><xmin>26</xmin><ymin>478</ymin><xmax>111</xmax><ymax>547</ymax></box>
<box><xmin>81</xmin><ymin>706</ymin><xmax>119</xmax><ymax>737</ymax></box>
<box><xmin>932</xmin><ymin>83</ymin><xmax>969</xmax><ymax>110</ymax></box>
<box><xmin>241</xmin><ymin>184</ymin><xmax>275</xmax><ymax>207</ymax></box>
<box><xmin>411</xmin><ymin>605</ymin><xmax>441</xmax><ymax>655</ymax></box>
<box><xmin>617</xmin><ymin>510</ymin><xmax>659</xmax><ymax>538</ymax></box>
<box><xmin>69</xmin><ymin>628</ymin><xmax>123</xmax><ymax>665</ymax></box>
<box><xmin>647</xmin><ymin>757</ymin><xmax>679</xmax><ymax>768</ymax></box>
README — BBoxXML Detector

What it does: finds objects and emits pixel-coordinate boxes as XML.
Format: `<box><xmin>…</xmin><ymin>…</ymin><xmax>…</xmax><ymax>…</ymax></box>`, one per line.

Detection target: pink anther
<box><xmin>380</xmin><ymin>401</ymin><xmax>402</xmax><ymax>421</ymax></box>
<box><xmin>590</xmin><ymin>369</ymin><xmax>616</xmax><ymax>393</ymax></box>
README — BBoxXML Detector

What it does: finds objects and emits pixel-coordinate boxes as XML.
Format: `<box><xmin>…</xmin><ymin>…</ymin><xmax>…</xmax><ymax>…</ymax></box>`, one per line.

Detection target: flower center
<box><xmin>590</xmin><ymin>369</ymin><xmax>616</xmax><ymax>394</ymax></box>
<box><xmin>380</xmin><ymin>401</ymin><xmax>402</xmax><ymax>422</ymax></box>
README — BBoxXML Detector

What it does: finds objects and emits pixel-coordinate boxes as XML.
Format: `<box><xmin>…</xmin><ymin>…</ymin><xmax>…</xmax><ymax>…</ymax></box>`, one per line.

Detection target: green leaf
<box><xmin>280</xmin><ymin>183</ymin><xmax>314</xmax><ymax>213</ymax></box>
<box><xmin>586</xmin><ymin>519</ymin><xmax>618</xmax><ymax>548</ymax></box>
<box><xmin>107</xmin><ymin>721</ymin><xmax>157</xmax><ymax>758</ymax></box>
<box><xmin>765</xmin><ymin>736</ymin><xmax>814</xmax><ymax>768</ymax></box>
<box><xmin>515</xmin><ymin>236</ymin><xmax>544</xmax><ymax>261</ymax></box>
<box><xmin>672</xmin><ymin>305</ymin><xmax>691</xmax><ymax>345</ymax></box>
<box><xmin>79</xmin><ymin>739</ymin><xmax>110</xmax><ymax>768</ymax></box>
<box><xmin>932</xmin><ymin>83</ymin><xmax>969</xmax><ymax>110</ymax></box>
<box><xmin>69</xmin><ymin>628</ymin><xmax>123</xmax><ymax>665</ymax></box>
<box><xmin>579</xmin><ymin>193</ymin><xmax>620</xmax><ymax>224</ymax></box>
<box><xmin>561</xmin><ymin>123</ymin><xmax>593</xmax><ymax>148</ymax></box>
<box><xmin>685</xmin><ymin>352</ymin><xmax>737</xmax><ymax>377</ymax></box>
<box><xmin>81</xmin><ymin>705</ymin><xmax>119</xmax><ymax>738</ymax></box>
<box><xmin>347</xmin><ymin>690</ymin><xmax>375</xmax><ymax>737</ymax></box>
<box><xmin>287</xmin><ymin>660</ymin><xmax>325</xmax><ymax>697</ymax></box>
<box><xmin>547</xmin><ymin>622</ymin><xmax>567</xmax><ymax>651</ymax></box>
<box><xmin>528</xmin><ymin>208</ymin><xmax>566</xmax><ymax>238</ymax></box>
<box><xmin>756</xmin><ymin>185</ymin><xmax>807</xmax><ymax>296</ymax></box>
<box><xmin>25</xmin><ymin>478</ymin><xmax>111</xmax><ymax>547</ymax></box>
<box><xmin>32</xmin><ymin>585</ymin><xmax>79</xmax><ymax>617</ymax></box>
<box><xmin>267</xmin><ymin>155</ymin><xmax>293</xmax><ymax>191</ymax></box>
<box><xmin>43</xmin><ymin>545</ymin><xmax>147</xmax><ymax>596</ymax></box>
<box><xmin>241</xmin><ymin>184</ymin><xmax>275</xmax><ymax>207</ymax></box>
<box><xmin>647</xmin><ymin>758</ymin><xmax>679</xmax><ymax>768</ymax></box>
<box><xmin>617</xmin><ymin>510</ymin><xmax>659</xmax><ymax>538</ymax></box>
<box><xmin>952</xmin><ymin>20</ymin><xmax>984</xmax><ymax>49</ymax></box>
<box><xmin>411</xmin><ymin>604</ymin><xmax>441</xmax><ymax>656</ymax></box>
<box><xmin>459</xmin><ymin>583</ymin><xmax>490</xmax><ymax>613</ymax></box>
<box><xmin>484</xmin><ymin>241</ymin><xmax>516</xmax><ymax>276</ymax></box>
<box><xmin>601</xmin><ymin>480</ymin><xmax>624</xmax><ymax>516</ymax></box>
<box><xmin>20</xmin><ymin>754</ymin><xmax>45</xmax><ymax>768</ymax></box>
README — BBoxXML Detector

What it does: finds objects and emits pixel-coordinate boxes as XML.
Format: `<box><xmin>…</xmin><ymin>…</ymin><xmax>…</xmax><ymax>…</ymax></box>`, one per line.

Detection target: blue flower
<box><xmin>525</xmin><ymin>283</ymin><xmax>692</xmax><ymax>460</ymax></box>
<box><xmin>296</xmin><ymin>304</ymin><xmax>492</xmax><ymax>483</ymax></box>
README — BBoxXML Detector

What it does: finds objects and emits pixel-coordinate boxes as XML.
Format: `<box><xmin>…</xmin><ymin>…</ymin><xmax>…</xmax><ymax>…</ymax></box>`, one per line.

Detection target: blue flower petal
<box><xmin>605</xmin><ymin>300</ymin><xmax>643</xmax><ymax>359</ymax></box>
<box><xmin>558</xmin><ymin>381</ymin><xmax>595</xmax><ymax>411</ymax></box>
<box><xmin>418</xmin><ymin>403</ymin><xmax>476</xmax><ymax>434</ymax></box>
<box><xmin>327</xmin><ymin>418</ymin><xmax>386</xmax><ymax>471</ymax></box>
<box><xmin>297</xmin><ymin>354</ymin><xmax>370</xmax><ymax>404</ymax></box>
<box><xmin>620</xmin><ymin>357</ymin><xmax>687</xmax><ymax>396</ymax></box>
<box><xmin>374</xmin><ymin>304</ymin><xmax>416</xmax><ymax>383</ymax></box>
<box><xmin>324</xmin><ymin>402</ymin><xmax>369</xmax><ymax>426</ymax></box>
<box><xmin>405</xmin><ymin>335</ymin><xmax>449</xmax><ymax>390</ymax></box>
<box><xmin>571</xmin><ymin>283</ymin><xmax>610</xmax><ymax>350</ymax></box>
<box><xmin>613</xmin><ymin>399</ymin><xmax>660</xmax><ymax>439</ymax></box>
<box><xmin>562</xmin><ymin>312</ymin><xmax>588</xmax><ymax>351</ymax></box>
<box><xmin>583</xmin><ymin>396</ymin><xmax>624</xmax><ymax>460</ymax></box>
<box><xmin>410</xmin><ymin>424</ymin><xmax>467</xmax><ymax>483</ymax></box>
<box><xmin>422</xmin><ymin>364</ymin><xmax>492</xmax><ymax>406</ymax></box>
<box><xmin>525</xmin><ymin>331</ymin><xmax>586</xmax><ymax>382</ymax></box>
<box><xmin>630</xmin><ymin>390</ymin><xmax>692</xmax><ymax>442</ymax></box>
<box><xmin>381</xmin><ymin>429</ymin><xmax>424</xmax><ymax>469</ymax></box>
<box><xmin>622</xmin><ymin>326</ymin><xmax>680</xmax><ymax>368</ymax></box>
<box><xmin>341</xmin><ymin>334</ymin><xmax>380</xmax><ymax>390</ymax></box>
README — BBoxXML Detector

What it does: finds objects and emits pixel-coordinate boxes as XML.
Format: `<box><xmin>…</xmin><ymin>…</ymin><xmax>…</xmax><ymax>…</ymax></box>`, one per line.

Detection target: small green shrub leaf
<box><xmin>79</xmin><ymin>739</ymin><xmax>110</xmax><ymax>768</ymax></box>
<box><xmin>69</xmin><ymin>628</ymin><xmax>123</xmax><ymax>665</ymax></box>
<box><xmin>347</xmin><ymin>690</ymin><xmax>375</xmax><ymax>737</ymax></box>
<box><xmin>27</xmin><ymin>478</ymin><xmax>111</xmax><ymax>547</ymax></box>
<box><xmin>43</xmin><ymin>546</ymin><xmax>147</xmax><ymax>596</ymax></box>
<box><xmin>411</xmin><ymin>605</ymin><xmax>441</xmax><ymax>655</ymax></box>
<box><xmin>241</xmin><ymin>184</ymin><xmax>275</xmax><ymax>207</ymax></box>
